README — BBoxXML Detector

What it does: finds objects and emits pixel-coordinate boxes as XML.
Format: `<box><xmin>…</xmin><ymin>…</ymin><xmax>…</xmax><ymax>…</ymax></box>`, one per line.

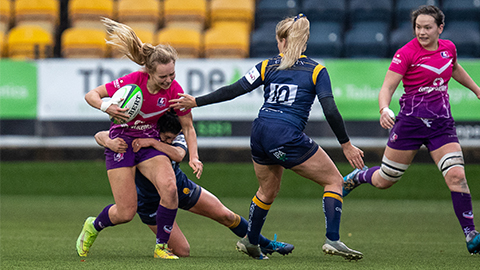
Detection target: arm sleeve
<box><xmin>319</xmin><ymin>96</ymin><xmax>350</xmax><ymax>144</ymax></box>
<box><xmin>195</xmin><ymin>80</ymin><xmax>250</xmax><ymax>107</ymax></box>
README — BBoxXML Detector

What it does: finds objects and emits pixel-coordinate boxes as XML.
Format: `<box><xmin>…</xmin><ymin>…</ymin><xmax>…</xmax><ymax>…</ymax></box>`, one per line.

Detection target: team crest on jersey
<box><xmin>390</xmin><ymin>133</ymin><xmax>398</xmax><ymax>143</ymax></box>
<box><xmin>114</xmin><ymin>152</ymin><xmax>124</xmax><ymax>162</ymax></box>
<box><xmin>245</xmin><ymin>67</ymin><xmax>260</xmax><ymax>85</ymax></box>
<box><xmin>157</xmin><ymin>97</ymin><xmax>167</xmax><ymax>108</ymax></box>
<box><xmin>440</xmin><ymin>51</ymin><xmax>450</xmax><ymax>58</ymax></box>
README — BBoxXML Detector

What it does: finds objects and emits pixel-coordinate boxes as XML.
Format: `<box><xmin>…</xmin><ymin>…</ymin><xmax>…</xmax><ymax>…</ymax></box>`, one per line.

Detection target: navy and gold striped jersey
<box><xmin>239</xmin><ymin>54</ymin><xmax>333</xmax><ymax>131</ymax></box>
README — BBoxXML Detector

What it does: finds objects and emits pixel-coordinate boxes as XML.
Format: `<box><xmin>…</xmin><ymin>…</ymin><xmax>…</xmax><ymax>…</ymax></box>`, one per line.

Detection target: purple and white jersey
<box><xmin>105</xmin><ymin>71</ymin><xmax>191</xmax><ymax>139</ymax></box>
<box><xmin>389</xmin><ymin>38</ymin><xmax>457</xmax><ymax>119</ymax></box>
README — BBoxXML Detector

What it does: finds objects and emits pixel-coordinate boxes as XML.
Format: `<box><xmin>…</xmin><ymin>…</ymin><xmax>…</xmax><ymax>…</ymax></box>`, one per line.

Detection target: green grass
<box><xmin>1</xmin><ymin>195</ymin><xmax>479</xmax><ymax>269</ymax></box>
<box><xmin>1</xmin><ymin>162</ymin><xmax>480</xmax><ymax>269</ymax></box>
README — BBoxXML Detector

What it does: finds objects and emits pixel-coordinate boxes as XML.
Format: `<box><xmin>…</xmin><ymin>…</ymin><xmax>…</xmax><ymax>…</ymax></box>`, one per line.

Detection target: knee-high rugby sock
<box><xmin>451</xmin><ymin>191</ymin><xmax>476</xmax><ymax>237</ymax></box>
<box><xmin>155</xmin><ymin>204</ymin><xmax>178</xmax><ymax>245</ymax></box>
<box><xmin>358</xmin><ymin>166</ymin><xmax>380</xmax><ymax>185</ymax></box>
<box><xmin>323</xmin><ymin>191</ymin><xmax>343</xmax><ymax>241</ymax></box>
<box><xmin>94</xmin><ymin>204</ymin><xmax>114</xmax><ymax>232</ymax></box>
<box><xmin>247</xmin><ymin>195</ymin><xmax>271</xmax><ymax>245</ymax></box>
<box><xmin>228</xmin><ymin>214</ymin><xmax>270</xmax><ymax>247</ymax></box>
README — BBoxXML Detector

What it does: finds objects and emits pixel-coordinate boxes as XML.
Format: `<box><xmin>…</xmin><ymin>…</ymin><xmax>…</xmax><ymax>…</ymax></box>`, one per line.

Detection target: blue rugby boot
<box><xmin>236</xmin><ymin>236</ymin><xmax>269</xmax><ymax>260</ymax></box>
<box><xmin>260</xmin><ymin>234</ymin><xmax>294</xmax><ymax>256</ymax></box>
<box><xmin>466</xmin><ymin>230</ymin><xmax>480</xmax><ymax>255</ymax></box>
<box><xmin>343</xmin><ymin>166</ymin><xmax>368</xmax><ymax>197</ymax></box>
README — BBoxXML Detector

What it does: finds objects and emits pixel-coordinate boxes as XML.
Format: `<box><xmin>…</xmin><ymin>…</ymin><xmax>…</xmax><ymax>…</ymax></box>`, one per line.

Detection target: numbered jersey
<box><xmin>239</xmin><ymin>54</ymin><xmax>333</xmax><ymax>130</ymax></box>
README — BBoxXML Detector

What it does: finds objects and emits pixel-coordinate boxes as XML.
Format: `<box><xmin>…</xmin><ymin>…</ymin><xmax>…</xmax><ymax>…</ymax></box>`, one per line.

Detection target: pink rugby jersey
<box><xmin>105</xmin><ymin>71</ymin><xmax>191</xmax><ymax>138</ymax></box>
<box><xmin>389</xmin><ymin>38</ymin><xmax>457</xmax><ymax>119</ymax></box>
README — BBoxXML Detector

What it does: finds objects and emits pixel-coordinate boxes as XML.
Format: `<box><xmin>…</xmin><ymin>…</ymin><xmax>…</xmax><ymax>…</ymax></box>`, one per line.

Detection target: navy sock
<box><xmin>228</xmin><ymin>214</ymin><xmax>270</xmax><ymax>247</ymax></box>
<box><xmin>247</xmin><ymin>195</ymin><xmax>271</xmax><ymax>245</ymax></box>
<box><xmin>94</xmin><ymin>204</ymin><xmax>114</xmax><ymax>232</ymax></box>
<box><xmin>323</xmin><ymin>191</ymin><xmax>343</xmax><ymax>241</ymax></box>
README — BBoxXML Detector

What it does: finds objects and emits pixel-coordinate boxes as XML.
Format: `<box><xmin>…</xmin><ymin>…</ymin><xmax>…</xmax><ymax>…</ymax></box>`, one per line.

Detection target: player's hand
<box><xmin>189</xmin><ymin>158</ymin><xmax>203</xmax><ymax>179</ymax></box>
<box><xmin>341</xmin><ymin>141</ymin><xmax>365</xmax><ymax>169</ymax></box>
<box><xmin>106</xmin><ymin>104</ymin><xmax>130</xmax><ymax>123</ymax></box>
<box><xmin>106</xmin><ymin>137</ymin><xmax>128</xmax><ymax>153</ymax></box>
<box><xmin>132</xmin><ymin>138</ymin><xmax>156</xmax><ymax>152</ymax></box>
<box><xmin>380</xmin><ymin>109</ymin><xmax>395</xmax><ymax>129</ymax></box>
<box><xmin>169</xmin><ymin>93</ymin><xmax>197</xmax><ymax>110</ymax></box>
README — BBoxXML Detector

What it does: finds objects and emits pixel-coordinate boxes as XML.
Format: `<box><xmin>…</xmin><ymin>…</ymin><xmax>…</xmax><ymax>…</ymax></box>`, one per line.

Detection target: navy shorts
<box><xmin>250</xmin><ymin>118</ymin><xmax>318</xmax><ymax>169</ymax></box>
<box><xmin>104</xmin><ymin>136</ymin><xmax>167</xmax><ymax>170</ymax></box>
<box><xmin>136</xmin><ymin>167</ymin><xmax>202</xmax><ymax>225</ymax></box>
<box><xmin>387</xmin><ymin>115</ymin><xmax>459</xmax><ymax>152</ymax></box>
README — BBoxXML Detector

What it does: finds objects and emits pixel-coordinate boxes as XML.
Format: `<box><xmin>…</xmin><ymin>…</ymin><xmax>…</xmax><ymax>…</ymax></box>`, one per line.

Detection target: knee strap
<box><xmin>379</xmin><ymin>156</ymin><xmax>410</xmax><ymax>182</ymax></box>
<box><xmin>437</xmin><ymin>151</ymin><xmax>464</xmax><ymax>177</ymax></box>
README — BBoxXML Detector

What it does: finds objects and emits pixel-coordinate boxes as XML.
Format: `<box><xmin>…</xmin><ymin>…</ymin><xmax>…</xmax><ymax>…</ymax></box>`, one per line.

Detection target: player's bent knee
<box><xmin>379</xmin><ymin>156</ymin><xmax>409</xmax><ymax>183</ymax></box>
<box><xmin>437</xmin><ymin>151</ymin><xmax>464</xmax><ymax>177</ymax></box>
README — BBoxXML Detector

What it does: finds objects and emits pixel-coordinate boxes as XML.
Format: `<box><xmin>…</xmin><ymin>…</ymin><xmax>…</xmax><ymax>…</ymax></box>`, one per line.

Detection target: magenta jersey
<box><xmin>105</xmin><ymin>71</ymin><xmax>191</xmax><ymax>138</ymax></box>
<box><xmin>389</xmin><ymin>38</ymin><xmax>457</xmax><ymax>119</ymax></box>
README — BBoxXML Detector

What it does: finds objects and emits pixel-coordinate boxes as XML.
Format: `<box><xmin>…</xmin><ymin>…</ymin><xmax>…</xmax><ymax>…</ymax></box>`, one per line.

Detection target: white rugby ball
<box><xmin>110</xmin><ymin>84</ymin><xmax>143</xmax><ymax>124</ymax></box>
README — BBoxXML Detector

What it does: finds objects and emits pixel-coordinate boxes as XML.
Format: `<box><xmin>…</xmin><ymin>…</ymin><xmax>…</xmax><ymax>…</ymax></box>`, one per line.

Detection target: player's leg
<box><xmin>188</xmin><ymin>187</ymin><xmax>294</xmax><ymax>255</ymax></box>
<box><xmin>138</xmin><ymin>155</ymin><xmax>179</xmax><ymax>259</ymax></box>
<box><xmin>342</xmin><ymin>147</ymin><xmax>416</xmax><ymax>196</ymax></box>
<box><xmin>76</xmin><ymin>166</ymin><xmax>137</xmax><ymax>257</ymax></box>
<box><xmin>236</xmin><ymin>162</ymin><xmax>283</xmax><ymax>260</ymax></box>
<box><xmin>146</xmin><ymin>222</ymin><xmax>190</xmax><ymax>257</ymax></box>
<box><xmin>291</xmin><ymin>147</ymin><xmax>362</xmax><ymax>260</ymax></box>
<box><xmin>430</xmin><ymin>142</ymin><xmax>479</xmax><ymax>254</ymax></box>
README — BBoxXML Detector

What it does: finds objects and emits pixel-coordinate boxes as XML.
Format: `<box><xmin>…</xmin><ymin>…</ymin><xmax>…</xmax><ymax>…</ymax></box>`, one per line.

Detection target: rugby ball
<box><xmin>110</xmin><ymin>84</ymin><xmax>143</xmax><ymax>124</ymax></box>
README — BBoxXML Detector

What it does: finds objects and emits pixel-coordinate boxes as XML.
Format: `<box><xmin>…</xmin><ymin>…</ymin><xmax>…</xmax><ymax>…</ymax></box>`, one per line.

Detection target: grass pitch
<box><xmin>1</xmin><ymin>161</ymin><xmax>480</xmax><ymax>269</ymax></box>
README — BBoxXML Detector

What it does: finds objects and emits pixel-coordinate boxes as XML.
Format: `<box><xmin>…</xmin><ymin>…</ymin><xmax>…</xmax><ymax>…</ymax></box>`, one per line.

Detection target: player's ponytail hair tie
<box><xmin>294</xmin><ymin>13</ymin><xmax>306</xmax><ymax>22</ymax></box>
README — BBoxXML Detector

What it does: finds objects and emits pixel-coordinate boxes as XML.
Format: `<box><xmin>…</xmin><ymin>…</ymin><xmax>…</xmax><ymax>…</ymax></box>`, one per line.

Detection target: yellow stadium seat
<box><xmin>0</xmin><ymin>31</ymin><xmax>4</xmax><ymax>57</ymax></box>
<box><xmin>117</xmin><ymin>0</ymin><xmax>161</xmax><ymax>33</ymax></box>
<box><xmin>210</xmin><ymin>0</ymin><xmax>255</xmax><ymax>31</ymax></box>
<box><xmin>111</xmin><ymin>27</ymin><xmax>156</xmax><ymax>58</ymax></box>
<box><xmin>69</xmin><ymin>0</ymin><xmax>114</xmax><ymax>30</ymax></box>
<box><xmin>61</xmin><ymin>27</ymin><xmax>107</xmax><ymax>58</ymax></box>
<box><xmin>14</xmin><ymin>0</ymin><xmax>59</xmax><ymax>35</ymax></box>
<box><xmin>155</xmin><ymin>27</ymin><xmax>201</xmax><ymax>58</ymax></box>
<box><xmin>204</xmin><ymin>23</ymin><xmax>249</xmax><ymax>58</ymax></box>
<box><xmin>7</xmin><ymin>25</ymin><xmax>53</xmax><ymax>59</ymax></box>
<box><xmin>163</xmin><ymin>0</ymin><xmax>207</xmax><ymax>32</ymax></box>
<box><xmin>0</xmin><ymin>0</ymin><xmax>11</xmax><ymax>34</ymax></box>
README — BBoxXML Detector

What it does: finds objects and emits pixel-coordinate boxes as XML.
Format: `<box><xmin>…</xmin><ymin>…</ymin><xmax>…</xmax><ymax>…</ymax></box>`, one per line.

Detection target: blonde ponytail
<box><xmin>102</xmin><ymin>17</ymin><xmax>178</xmax><ymax>73</ymax></box>
<box><xmin>276</xmin><ymin>14</ymin><xmax>310</xmax><ymax>70</ymax></box>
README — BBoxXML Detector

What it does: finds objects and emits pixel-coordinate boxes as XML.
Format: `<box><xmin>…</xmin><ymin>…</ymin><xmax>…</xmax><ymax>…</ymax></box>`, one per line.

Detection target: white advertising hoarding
<box><xmin>37</xmin><ymin>59</ymin><xmax>324</xmax><ymax>121</ymax></box>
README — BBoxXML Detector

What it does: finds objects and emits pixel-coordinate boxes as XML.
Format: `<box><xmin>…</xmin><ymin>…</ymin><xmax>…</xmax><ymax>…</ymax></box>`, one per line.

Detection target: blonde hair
<box><xmin>276</xmin><ymin>14</ymin><xmax>310</xmax><ymax>70</ymax></box>
<box><xmin>101</xmin><ymin>17</ymin><xmax>178</xmax><ymax>74</ymax></box>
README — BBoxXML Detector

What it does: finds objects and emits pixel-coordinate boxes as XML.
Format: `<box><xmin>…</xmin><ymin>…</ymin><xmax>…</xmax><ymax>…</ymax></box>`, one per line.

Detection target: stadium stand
<box><xmin>163</xmin><ymin>0</ymin><xmax>207</xmax><ymax>32</ymax></box>
<box><xmin>13</xmin><ymin>0</ymin><xmax>59</xmax><ymax>36</ymax></box>
<box><xmin>209</xmin><ymin>0</ymin><xmax>255</xmax><ymax>31</ymax></box>
<box><xmin>117</xmin><ymin>0</ymin><xmax>161</xmax><ymax>33</ymax></box>
<box><xmin>249</xmin><ymin>21</ymin><xmax>278</xmax><ymax>58</ymax></box>
<box><xmin>6</xmin><ymin>24</ymin><xmax>54</xmax><ymax>59</ymax></box>
<box><xmin>307</xmin><ymin>21</ymin><xmax>343</xmax><ymax>58</ymax></box>
<box><xmin>394</xmin><ymin>0</ymin><xmax>440</xmax><ymax>28</ymax></box>
<box><xmin>204</xmin><ymin>22</ymin><xmax>249</xmax><ymax>58</ymax></box>
<box><xmin>0</xmin><ymin>31</ymin><xmax>4</xmax><ymax>57</ymax></box>
<box><xmin>156</xmin><ymin>26</ymin><xmax>202</xmax><ymax>58</ymax></box>
<box><xmin>441</xmin><ymin>21</ymin><xmax>480</xmax><ymax>58</ymax></box>
<box><xmin>111</xmin><ymin>27</ymin><xmax>156</xmax><ymax>58</ymax></box>
<box><xmin>442</xmin><ymin>0</ymin><xmax>480</xmax><ymax>22</ymax></box>
<box><xmin>389</xmin><ymin>21</ymin><xmax>414</xmax><ymax>56</ymax></box>
<box><xmin>302</xmin><ymin>0</ymin><xmax>347</xmax><ymax>24</ymax></box>
<box><xmin>344</xmin><ymin>21</ymin><xmax>389</xmax><ymax>58</ymax></box>
<box><xmin>69</xmin><ymin>0</ymin><xmax>115</xmax><ymax>30</ymax></box>
<box><xmin>255</xmin><ymin>0</ymin><xmax>299</xmax><ymax>29</ymax></box>
<box><xmin>348</xmin><ymin>0</ymin><xmax>393</xmax><ymax>26</ymax></box>
<box><xmin>0</xmin><ymin>0</ymin><xmax>10</xmax><ymax>35</ymax></box>
<box><xmin>61</xmin><ymin>27</ymin><xmax>107</xmax><ymax>58</ymax></box>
